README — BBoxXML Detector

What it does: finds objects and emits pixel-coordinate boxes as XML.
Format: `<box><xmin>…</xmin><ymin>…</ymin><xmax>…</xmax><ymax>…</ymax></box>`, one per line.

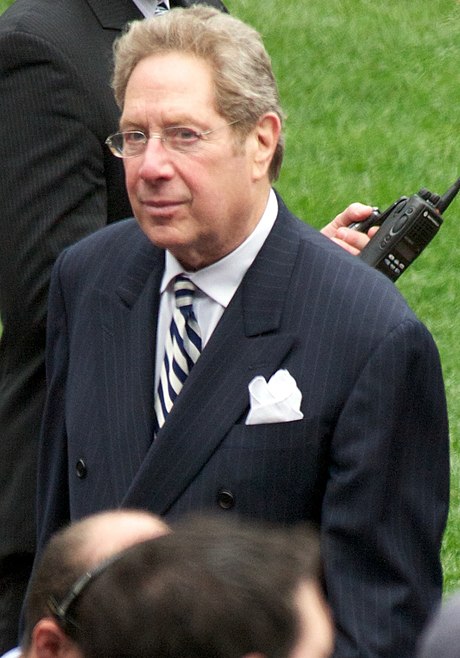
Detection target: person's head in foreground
<box><xmin>416</xmin><ymin>591</ymin><xmax>460</xmax><ymax>658</ymax></box>
<box><xmin>21</xmin><ymin>509</ymin><xmax>169</xmax><ymax>657</ymax></box>
<box><xmin>23</xmin><ymin>515</ymin><xmax>333</xmax><ymax>658</ymax></box>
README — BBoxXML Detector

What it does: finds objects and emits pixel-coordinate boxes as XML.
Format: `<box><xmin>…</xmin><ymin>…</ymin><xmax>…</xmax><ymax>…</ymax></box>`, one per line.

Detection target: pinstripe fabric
<box><xmin>0</xmin><ymin>0</ymin><xmax>228</xmax><ymax>552</ymax></box>
<box><xmin>155</xmin><ymin>276</ymin><xmax>202</xmax><ymax>430</ymax></box>
<box><xmin>0</xmin><ymin>0</ymin><xmax>139</xmax><ymax>548</ymax></box>
<box><xmin>0</xmin><ymin>0</ymin><xmax>141</xmax><ymax>647</ymax></box>
<box><xmin>37</xmin><ymin>197</ymin><xmax>449</xmax><ymax>658</ymax></box>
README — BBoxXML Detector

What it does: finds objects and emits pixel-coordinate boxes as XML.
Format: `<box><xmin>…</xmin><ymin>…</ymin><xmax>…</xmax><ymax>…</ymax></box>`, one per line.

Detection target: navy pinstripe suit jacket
<box><xmin>37</xmin><ymin>195</ymin><xmax>449</xmax><ymax>657</ymax></box>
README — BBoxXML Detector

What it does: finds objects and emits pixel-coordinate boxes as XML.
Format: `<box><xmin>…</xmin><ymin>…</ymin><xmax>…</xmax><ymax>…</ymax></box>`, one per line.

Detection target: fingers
<box><xmin>329</xmin><ymin>236</ymin><xmax>361</xmax><ymax>256</ymax></box>
<box><xmin>336</xmin><ymin>202</ymin><xmax>375</xmax><ymax>226</ymax></box>
<box><xmin>335</xmin><ymin>226</ymin><xmax>372</xmax><ymax>252</ymax></box>
<box><xmin>321</xmin><ymin>203</ymin><xmax>374</xmax><ymax>238</ymax></box>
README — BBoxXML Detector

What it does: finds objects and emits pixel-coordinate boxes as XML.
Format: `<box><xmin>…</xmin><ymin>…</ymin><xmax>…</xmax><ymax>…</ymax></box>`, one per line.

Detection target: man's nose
<box><xmin>137</xmin><ymin>137</ymin><xmax>175</xmax><ymax>181</ymax></box>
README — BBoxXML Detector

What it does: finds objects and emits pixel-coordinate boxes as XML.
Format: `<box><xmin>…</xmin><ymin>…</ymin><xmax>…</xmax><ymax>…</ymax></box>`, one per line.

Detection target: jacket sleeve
<box><xmin>0</xmin><ymin>29</ymin><xmax>113</xmax><ymax>345</ymax></box>
<box><xmin>321</xmin><ymin>318</ymin><xmax>449</xmax><ymax>657</ymax></box>
<box><xmin>0</xmin><ymin>28</ymin><xmax>123</xmax><ymax>543</ymax></box>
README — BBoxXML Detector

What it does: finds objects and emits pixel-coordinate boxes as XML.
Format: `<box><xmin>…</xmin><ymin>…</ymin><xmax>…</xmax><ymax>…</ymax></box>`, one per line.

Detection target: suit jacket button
<box><xmin>75</xmin><ymin>459</ymin><xmax>87</xmax><ymax>479</ymax></box>
<box><xmin>217</xmin><ymin>489</ymin><xmax>234</xmax><ymax>510</ymax></box>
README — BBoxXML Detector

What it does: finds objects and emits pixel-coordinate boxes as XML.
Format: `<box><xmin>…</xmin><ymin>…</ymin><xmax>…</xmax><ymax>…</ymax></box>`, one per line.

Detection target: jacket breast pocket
<box><xmin>206</xmin><ymin>417</ymin><xmax>328</xmax><ymax>523</ymax></box>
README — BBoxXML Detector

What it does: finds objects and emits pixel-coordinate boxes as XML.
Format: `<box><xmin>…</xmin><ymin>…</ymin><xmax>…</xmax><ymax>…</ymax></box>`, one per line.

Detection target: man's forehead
<box><xmin>121</xmin><ymin>53</ymin><xmax>218</xmax><ymax>125</ymax></box>
<box><xmin>126</xmin><ymin>51</ymin><xmax>213</xmax><ymax>91</ymax></box>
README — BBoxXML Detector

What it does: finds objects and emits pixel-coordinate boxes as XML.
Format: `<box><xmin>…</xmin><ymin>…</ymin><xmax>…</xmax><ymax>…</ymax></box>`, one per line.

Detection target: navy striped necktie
<box><xmin>154</xmin><ymin>275</ymin><xmax>202</xmax><ymax>430</ymax></box>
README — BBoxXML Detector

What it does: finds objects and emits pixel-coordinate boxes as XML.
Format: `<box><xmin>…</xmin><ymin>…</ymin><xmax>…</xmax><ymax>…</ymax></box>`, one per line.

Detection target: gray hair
<box><xmin>112</xmin><ymin>5</ymin><xmax>285</xmax><ymax>180</ymax></box>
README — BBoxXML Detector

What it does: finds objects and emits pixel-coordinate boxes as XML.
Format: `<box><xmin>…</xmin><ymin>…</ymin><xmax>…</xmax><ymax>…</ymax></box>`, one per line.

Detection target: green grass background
<box><xmin>1</xmin><ymin>0</ymin><xmax>459</xmax><ymax>591</ymax></box>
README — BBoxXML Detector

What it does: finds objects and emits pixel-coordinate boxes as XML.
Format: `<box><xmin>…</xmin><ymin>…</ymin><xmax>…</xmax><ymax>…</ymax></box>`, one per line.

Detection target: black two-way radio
<box><xmin>352</xmin><ymin>177</ymin><xmax>460</xmax><ymax>281</ymax></box>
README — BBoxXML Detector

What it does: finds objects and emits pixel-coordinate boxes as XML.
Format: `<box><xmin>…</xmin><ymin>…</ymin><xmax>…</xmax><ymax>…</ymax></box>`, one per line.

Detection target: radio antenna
<box><xmin>436</xmin><ymin>177</ymin><xmax>460</xmax><ymax>213</ymax></box>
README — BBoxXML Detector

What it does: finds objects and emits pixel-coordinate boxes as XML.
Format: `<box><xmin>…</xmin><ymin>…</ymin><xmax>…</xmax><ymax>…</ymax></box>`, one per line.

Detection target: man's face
<box><xmin>121</xmin><ymin>52</ymin><xmax>274</xmax><ymax>271</ymax></box>
<box><xmin>289</xmin><ymin>581</ymin><xmax>334</xmax><ymax>658</ymax></box>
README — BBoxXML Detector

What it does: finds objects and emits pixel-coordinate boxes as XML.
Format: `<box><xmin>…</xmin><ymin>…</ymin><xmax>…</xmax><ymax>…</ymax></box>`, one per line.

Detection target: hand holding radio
<box><xmin>351</xmin><ymin>177</ymin><xmax>460</xmax><ymax>281</ymax></box>
<box><xmin>321</xmin><ymin>202</ymin><xmax>376</xmax><ymax>255</ymax></box>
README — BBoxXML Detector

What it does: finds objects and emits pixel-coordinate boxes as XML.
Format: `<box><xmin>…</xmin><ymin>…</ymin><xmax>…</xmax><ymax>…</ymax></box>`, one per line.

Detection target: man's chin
<box><xmin>138</xmin><ymin>222</ymin><xmax>183</xmax><ymax>249</ymax></box>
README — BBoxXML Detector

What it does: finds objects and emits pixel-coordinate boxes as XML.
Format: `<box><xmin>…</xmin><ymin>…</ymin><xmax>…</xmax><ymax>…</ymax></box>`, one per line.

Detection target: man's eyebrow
<box><xmin>119</xmin><ymin>119</ymin><xmax>145</xmax><ymax>131</ymax></box>
<box><xmin>119</xmin><ymin>114</ymin><xmax>204</xmax><ymax>131</ymax></box>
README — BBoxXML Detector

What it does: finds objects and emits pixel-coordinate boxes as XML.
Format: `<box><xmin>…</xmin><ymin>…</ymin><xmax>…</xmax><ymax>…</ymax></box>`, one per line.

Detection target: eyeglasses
<box><xmin>47</xmin><ymin>551</ymin><xmax>124</xmax><ymax>633</ymax></box>
<box><xmin>105</xmin><ymin>120</ymin><xmax>240</xmax><ymax>158</ymax></box>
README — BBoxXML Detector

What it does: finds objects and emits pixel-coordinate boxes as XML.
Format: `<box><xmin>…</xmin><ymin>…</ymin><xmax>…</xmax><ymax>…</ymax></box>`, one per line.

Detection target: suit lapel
<box><xmin>122</xmin><ymin>202</ymin><xmax>302</xmax><ymax>513</ymax></box>
<box><xmin>96</xmin><ymin>234</ymin><xmax>164</xmax><ymax>497</ymax></box>
<box><xmin>174</xmin><ymin>0</ymin><xmax>229</xmax><ymax>11</ymax></box>
<box><xmin>85</xmin><ymin>0</ymin><xmax>143</xmax><ymax>28</ymax></box>
<box><xmin>86</xmin><ymin>0</ymin><xmax>228</xmax><ymax>29</ymax></box>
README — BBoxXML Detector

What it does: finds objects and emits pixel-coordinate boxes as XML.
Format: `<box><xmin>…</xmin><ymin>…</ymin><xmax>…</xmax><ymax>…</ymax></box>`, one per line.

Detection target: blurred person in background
<box><xmin>0</xmin><ymin>0</ymin><xmax>225</xmax><ymax>650</ymax></box>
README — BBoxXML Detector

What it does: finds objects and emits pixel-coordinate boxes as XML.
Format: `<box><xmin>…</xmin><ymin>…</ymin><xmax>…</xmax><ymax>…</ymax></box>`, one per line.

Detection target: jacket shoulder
<box><xmin>64</xmin><ymin>217</ymin><xmax>148</xmax><ymax>259</ymax></box>
<box><xmin>274</xmin><ymin>196</ymin><xmax>418</xmax><ymax>326</ymax></box>
<box><xmin>54</xmin><ymin>218</ymin><xmax>160</xmax><ymax>300</ymax></box>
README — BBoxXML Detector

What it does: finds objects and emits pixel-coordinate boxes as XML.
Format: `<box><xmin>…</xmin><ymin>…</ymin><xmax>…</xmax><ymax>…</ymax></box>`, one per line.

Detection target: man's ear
<box><xmin>250</xmin><ymin>112</ymin><xmax>281</xmax><ymax>181</ymax></box>
<box><xmin>31</xmin><ymin>618</ymin><xmax>79</xmax><ymax>657</ymax></box>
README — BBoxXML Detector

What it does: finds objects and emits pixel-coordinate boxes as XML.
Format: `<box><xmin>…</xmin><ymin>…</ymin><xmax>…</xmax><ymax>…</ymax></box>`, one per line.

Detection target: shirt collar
<box><xmin>161</xmin><ymin>189</ymin><xmax>278</xmax><ymax>307</ymax></box>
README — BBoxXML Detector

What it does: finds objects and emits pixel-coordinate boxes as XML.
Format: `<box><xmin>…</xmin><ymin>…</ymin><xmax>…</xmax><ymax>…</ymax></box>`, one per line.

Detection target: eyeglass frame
<box><xmin>105</xmin><ymin>119</ymin><xmax>241</xmax><ymax>158</ymax></box>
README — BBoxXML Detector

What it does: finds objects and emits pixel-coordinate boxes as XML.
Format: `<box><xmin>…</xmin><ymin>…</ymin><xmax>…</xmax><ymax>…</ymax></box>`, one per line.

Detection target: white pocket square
<box><xmin>245</xmin><ymin>369</ymin><xmax>304</xmax><ymax>425</ymax></box>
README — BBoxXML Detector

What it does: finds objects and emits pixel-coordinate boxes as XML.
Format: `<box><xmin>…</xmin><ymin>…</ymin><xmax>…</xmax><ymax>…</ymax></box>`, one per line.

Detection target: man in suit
<box><xmin>31</xmin><ymin>5</ymin><xmax>451</xmax><ymax>657</ymax></box>
<box><xmin>0</xmin><ymin>0</ymin><xmax>226</xmax><ymax>650</ymax></box>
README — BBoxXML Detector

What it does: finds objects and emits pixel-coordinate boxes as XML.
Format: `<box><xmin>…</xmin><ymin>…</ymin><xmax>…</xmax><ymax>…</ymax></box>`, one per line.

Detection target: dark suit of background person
<box><xmin>0</xmin><ymin>0</ymin><xmax>226</xmax><ymax>651</ymax></box>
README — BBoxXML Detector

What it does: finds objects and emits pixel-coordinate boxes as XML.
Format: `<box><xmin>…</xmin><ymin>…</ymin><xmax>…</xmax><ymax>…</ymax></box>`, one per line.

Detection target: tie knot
<box><xmin>174</xmin><ymin>275</ymin><xmax>196</xmax><ymax>310</ymax></box>
<box><xmin>155</xmin><ymin>0</ymin><xmax>169</xmax><ymax>15</ymax></box>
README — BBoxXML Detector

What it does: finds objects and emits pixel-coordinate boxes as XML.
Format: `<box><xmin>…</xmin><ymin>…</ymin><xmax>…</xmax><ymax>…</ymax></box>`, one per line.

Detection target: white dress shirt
<box><xmin>0</xmin><ymin>649</ymin><xmax>21</xmax><ymax>658</ymax></box>
<box><xmin>155</xmin><ymin>189</ymin><xmax>278</xmax><ymax>389</ymax></box>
